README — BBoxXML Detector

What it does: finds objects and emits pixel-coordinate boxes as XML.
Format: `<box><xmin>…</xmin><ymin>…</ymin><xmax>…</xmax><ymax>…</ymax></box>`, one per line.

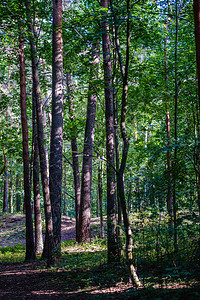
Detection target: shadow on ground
<box><xmin>0</xmin><ymin>259</ymin><xmax>200</xmax><ymax>299</ymax></box>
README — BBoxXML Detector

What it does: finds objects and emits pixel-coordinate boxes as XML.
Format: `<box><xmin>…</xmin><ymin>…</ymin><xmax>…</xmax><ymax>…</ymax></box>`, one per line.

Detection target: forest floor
<box><xmin>0</xmin><ymin>213</ymin><xmax>200</xmax><ymax>299</ymax></box>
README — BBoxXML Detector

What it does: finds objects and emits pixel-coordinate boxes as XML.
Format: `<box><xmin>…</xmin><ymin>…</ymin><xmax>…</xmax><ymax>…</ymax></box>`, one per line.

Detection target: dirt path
<box><xmin>61</xmin><ymin>216</ymin><xmax>76</xmax><ymax>241</ymax></box>
<box><xmin>0</xmin><ymin>215</ymin><xmax>114</xmax><ymax>299</ymax></box>
<box><xmin>0</xmin><ymin>260</ymin><xmax>132</xmax><ymax>299</ymax></box>
<box><xmin>0</xmin><ymin>214</ymin><xmax>102</xmax><ymax>248</ymax></box>
<box><xmin>0</xmin><ymin>215</ymin><xmax>77</xmax><ymax>248</ymax></box>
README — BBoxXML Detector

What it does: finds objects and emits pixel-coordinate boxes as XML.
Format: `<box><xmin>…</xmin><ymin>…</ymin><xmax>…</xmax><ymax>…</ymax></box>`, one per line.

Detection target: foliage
<box><xmin>0</xmin><ymin>243</ymin><xmax>25</xmax><ymax>262</ymax></box>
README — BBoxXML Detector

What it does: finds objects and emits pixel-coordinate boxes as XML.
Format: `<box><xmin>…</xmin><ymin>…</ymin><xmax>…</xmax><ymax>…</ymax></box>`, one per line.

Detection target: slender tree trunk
<box><xmin>16</xmin><ymin>174</ymin><xmax>21</xmax><ymax>212</ymax></box>
<box><xmin>33</xmin><ymin>94</ymin><xmax>43</xmax><ymax>254</ymax></box>
<box><xmin>193</xmin><ymin>0</ymin><xmax>200</xmax><ymax>250</ymax></box>
<box><xmin>3</xmin><ymin>171</ymin><xmax>8</xmax><ymax>213</ymax></box>
<box><xmin>25</xmin><ymin>0</ymin><xmax>55</xmax><ymax>264</ymax></box>
<box><xmin>78</xmin><ymin>44</ymin><xmax>99</xmax><ymax>243</ymax></box>
<box><xmin>9</xmin><ymin>171</ymin><xmax>13</xmax><ymax>213</ymax></box>
<box><xmin>165</xmin><ymin>3</ymin><xmax>173</xmax><ymax>222</ymax></box>
<box><xmin>3</xmin><ymin>69</ymin><xmax>10</xmax><ymax>213</ymax></box>
<box><xmin>71</xmin><ymin>140</ymin><xmax>80</xmax><ymax>238</ymax></box>
<box><xmin>33</xmin><ymin>142</ymin><xmax>44</xmax><ymax>254</ymax></box>
<box><xmin>98</xmin><ymin>153</ymin><xmax>104</xmax><ymax>238</ymax></box>
<box><xmin>193</xmin><ymin>106</ymin><xmax>200</xmax><ymax>214</ymax></box>
<box><xmin>101</xmin><ymin>0</ymin><xmax>119</xmax><ymax>263</ymax></box>
<box><xmin>194</xmin><ymin>0</ymin><xmax>200</xmax><ymax>112</ymax></box>
<box><xmin>97</xmin><ymin>186</ymin><xmax>99</xmax><ymax>218</ymax></box>
<box><xmin>173</xmin><ymin>0</ymin><xmax>178</xmax><ymax>253</ymax></box>
<box><xmin>63</xmin><ymin>160</ymin><xmax>67</xmax><ymax>216</ymax></box>
<box><xmin>113</xmin><ymin>34</ymin><xmax>123</xmax><ymax>257</ymax></box>
<box><xmin>50</xmin><ymin>0</ymin><xmax>63</xmax><ymax>253</ymax></box>
<box><xmin>110</xmin><ymin>0</ymin><xmax>141</xmax><ymax>286</ymax></box>
<box><xmin>166</xmin><ymin>111</ymin><xmax>173</xmax><ymax>217</ymax></box>
<box><xmin>18</xmin><ymin>29</ymin><xmax>35</xmax><ymax>261</ymax></box>
<box><xmin>43</xmin><ymin>108</ymin><xmax>49</xmax><ymax>182</ymax></box>
<box><xmin>67</xmin><ymin>73</ymin><xmax>81</xmax><ymax>241</ymax></box>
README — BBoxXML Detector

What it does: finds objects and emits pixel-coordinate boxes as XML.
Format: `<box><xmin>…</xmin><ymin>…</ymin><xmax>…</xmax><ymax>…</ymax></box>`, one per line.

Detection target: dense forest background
<box><xmin>0</xmin><ymin>0</ymin><xmax>200</xmax><ymax>295</ymax></box>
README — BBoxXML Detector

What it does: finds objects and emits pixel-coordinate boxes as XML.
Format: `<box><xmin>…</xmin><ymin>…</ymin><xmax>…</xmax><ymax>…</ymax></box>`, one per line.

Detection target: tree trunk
<box><xmin>164</xmin><ymin>3</ymin><xmax>173</xmax><ymax>222</ymax></box>
<box><xmin>173</xmin><ymin>0</ymin><xmax>178</xmax><ymax>253</ymax></box>
<box><xmin>50</xmin><ymin>0</ymin><xmax>63</xmax><ymax>253</ymax></box>
<box><xmin>166</xmin><ymin>111</ymin><xmax>173</xmax><ymax>218</ymax></box>
<box><xmin>3</xmin><ymin>172</ymin><xmax>8</xmax><ymax>213</ymax></box>
<box><xmin>1</xmin><ymin>148</ymin><xmax>7</xmax><ymax>213</ymax></box>
<box><xmin>101</xmin><ymin>0</ymin><xmax>119</xmax><ymax>263</ymax></box>
<box><xmin>9</xmin><ymin>171</ymin><xmax>13</xmax><ymax>213</ymax></box>
<box><xmin>193</xmin><ymin>0</ymin><xmax>200</xmax><ymax>249</ymax></box>
<box><xmin>110</xmin><ymin>0</ymin><xmax>141</xmax><ymax>286</ymax></box>
<box><xmin>67</xmin><ymin>73</ymin><xmax>81</xmax><ymax>241</ymax></box>
<box><xmin>98</xmin><ymin>153</ymin><xmax>104</xmax><ymax>238</ymax></box>
<box><xmin>113</xmin><ymin>38</ymin><xmax>123</xmax><ymax>257</ymax></box>
<box><xmin>33</xmin><ymin>94</ymin><xmax>43</xmax><ymax>254</ymax></box>
<box><xmin>25</xmin><ymin>0</ymin><xmax>55</xmax><ymax>264</ymax></box>
<box><xmin>194</xmin><ymin>0</ymin><xmax>200</xmax><ymax>111</ymax></box>
<box><xmin>113</xmin><ymin>40</ymin><xmax>123</xmax><ymax>256</ymax></box>
<box><xmin>16</xmin><ymin>174</ymin><xmax>21</xmax><ymax>212</ymax></box>
<box><xmin>78</xmin><ymin>44</ymin><xmax>99</xmax><ymax>243</ymax></box>
<box><xmin>62</xmin><ymin>159</ymin><xmax>66</xmax><ymax>216</ymax></box>
<box><xmin>18</xmin><ymin>29</ymin><xmax>35</xmax><ymax>261</ymax></box>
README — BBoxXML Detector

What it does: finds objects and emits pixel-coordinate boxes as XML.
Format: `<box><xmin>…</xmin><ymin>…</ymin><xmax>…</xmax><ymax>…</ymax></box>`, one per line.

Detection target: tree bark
<box><xmin>67</xmin><ymin>73</ymin><xmax>81</xmax><ymax>241</ymax></box>
<box><xmin>164</xmin><ymin>3</ymin><xmax>173</xmax><ymax>222</ymax></box>
<box><xmin>50</xmin><ymin>0</ymin><xmax>63</xmax><ymax>253</ymax></box>
<box><xmin>32</xmin><ymin>94</ymin><xmax>43</xmax><ymax>254</ymax></box>
<box><xmin>9</xmin><ymin>171</ymin><xmax>13</xmax><ymax>213</ymax></box>
<box><xmin>112</xmin><ymin>29</ymin><xmax>123</xmax><ymax>256</ymax></box>
<box><xmin>110</xmin><ymin>0</ymin><xmax>141</xmax><ymax>286</ymax></box>
<box><xmin>193</xmin><ymin>0</ymin><xmax>200</xmax><ymax>249</ymax></box>
<box><xmin>77</xmin><ymin>44</ymin><xmax>99</xmax><ymax>243</ymax></box>
<box><xmin>173</xmin><ymin>0</ymin><xmax>178</xmax><ymax>253</ymax></box>
<box><xmin>25</xmin><ymin>0</ymin><xmax>55</xmax><ymax>264</ymax></box>
<box><xmin>3</xmin><ymin>172</ymin><xmax>8</xmax><ymax>213</ymax></box>
<box><xmin>16</xmin><ymin>173</ymin><xmax>21</xmax><ymax>212</ymax></box>
<box><xmin>98</xmin><ymin>153</ymin><xmax>104</xmax><ymax>238</ymax></box>
<box><xmin>18</xmin><ymin>29</ymin><xmax>35</xmax><ymax>261</ymax></box>
<box><xmin>63</xmin><ymin>160</ymin><xmax>67</xmax><ymax>216</ymax></box>
<box><xmin>101</xmin><ymin>0</ymin><xmax>119</xmax><ymax>263</ymax></box>
<box><xmin>194</xmin><ymin>0</ymin><xmax>200</xmax><ymax>111</ymax></box>
<box><xmin>2</xmin><ymin>149</ymin><xmax>8</xmax><ymax>213</ymax></box>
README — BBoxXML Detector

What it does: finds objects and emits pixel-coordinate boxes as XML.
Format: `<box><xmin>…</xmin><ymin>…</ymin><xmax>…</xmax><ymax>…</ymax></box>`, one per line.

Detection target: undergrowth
<box><xmin>0</xmin><ymin>243</ymin><xmax>25</xmax><ymax>262</ymax></box>
<box><xmin>0</xmin><ymin>211</ymin><xmax>200</xmax><ymax>298</ymax></box>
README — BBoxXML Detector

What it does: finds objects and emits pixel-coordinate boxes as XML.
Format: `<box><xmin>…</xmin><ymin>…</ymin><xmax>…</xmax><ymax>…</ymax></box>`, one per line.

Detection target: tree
<box><xmin>78</xmin><ymin>43</ymin><xmax>99</xmax><ymax>243</ymax></box>
<box><xmin>173</xmin><ymin>0</ymin><xmax>178</xmax><ymax>253</ymax></box>
<box><xmin>110</xmin><ymin>0</ymin><xmax>141</xmax><ymax>286</ymax></box>
<box><xmin>67</xmin><ymin>72</ymin><xmax>81</xmax><ymax>240</ymax></box>
<box><xmin>193</xmin><ymin>0</ymin><xmax>200</xmax><ymax>219</ymax></box>
<box><xmin>50</xmin><ymin>0</ymin><xmax>64</xmax><ymax>253</ymax></box>
<box><xmin>3</xmin><ymin>171</ymin><xmax>8</xmax><ymax>213</ymax></box>
<box><xmin>18</xmin><ymin>26</ymin><xmax>35</xmax><ymax>261</ymax></box>
<box><xmin>164</xmin><ymin>1</ymin><xmax>173</xmax><ymax>222</ymax></box>
<box><xmin>25</xmin><ymin>0</ymin><xmax>55</xmax><ymax>264</ymax></box>
<box><xmin>32</xmin><ymin>92</ymin><xmax>43</xmax><ymax>254</ymax></box>
<box><xmin>101</xmin><ymin>0</ymin><xmax>119</xmax><ymax>263</ymax></box>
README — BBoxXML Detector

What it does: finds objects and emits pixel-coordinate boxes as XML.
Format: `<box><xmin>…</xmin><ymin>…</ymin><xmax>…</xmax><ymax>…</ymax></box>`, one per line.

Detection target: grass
<box><xmin>0</xmin><ymin>243</ymin><xmax>25</xmax><ymax>262</ymax></box>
